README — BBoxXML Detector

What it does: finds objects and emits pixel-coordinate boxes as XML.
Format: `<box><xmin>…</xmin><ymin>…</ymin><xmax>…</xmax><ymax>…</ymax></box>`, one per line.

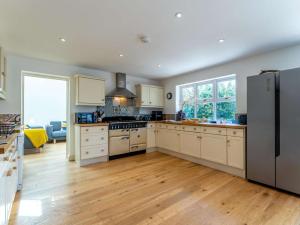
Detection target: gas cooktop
<box><xmin>102</xmin><ymin>116</ymin><xmax>147</xmax><ymax>130</ymax></box>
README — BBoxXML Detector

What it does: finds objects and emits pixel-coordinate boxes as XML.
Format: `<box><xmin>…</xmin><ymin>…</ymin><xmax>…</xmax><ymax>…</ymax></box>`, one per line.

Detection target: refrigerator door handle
<box><xmin>275</xmin><ymin>73</ymin><xmax>280</xmax><ymax>157</ymax></box>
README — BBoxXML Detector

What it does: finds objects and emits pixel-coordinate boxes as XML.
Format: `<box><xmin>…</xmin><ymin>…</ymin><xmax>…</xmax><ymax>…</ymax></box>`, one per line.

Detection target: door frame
<box><xmin>21</xmin><ymin>71</ymin><xmax>71</xmax><ymax>160</ymax></box>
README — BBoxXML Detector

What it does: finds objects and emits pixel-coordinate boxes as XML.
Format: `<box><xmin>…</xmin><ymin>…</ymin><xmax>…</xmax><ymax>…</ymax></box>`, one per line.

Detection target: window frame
<box><xmin>178</xmin><ymin>75</ymin><xmax>236</xmax><ymax>121</ymax></box>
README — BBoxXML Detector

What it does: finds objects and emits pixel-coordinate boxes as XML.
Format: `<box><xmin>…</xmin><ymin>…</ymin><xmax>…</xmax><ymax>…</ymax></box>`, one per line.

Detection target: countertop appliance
<box><xmin>102</xmin><ymin>116</ymin><xmax>147</xmax><ymax>157</ymax></box>
<box><xmin>247</xmin><ymin>68</ymin><xmax>300</xmax><ymax>194</ymax></box>
<box><xmin>151</xmin><ymin>111</ymin><xmax>163</xmax><ymax>121</ymax></box>
<box><xmin>75</xmin><ymin>112</ymin><xmax>97</xmax><ymax>124</ymax></box>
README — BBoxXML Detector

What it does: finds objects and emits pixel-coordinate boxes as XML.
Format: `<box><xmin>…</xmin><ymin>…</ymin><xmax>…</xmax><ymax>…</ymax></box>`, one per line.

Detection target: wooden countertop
<box><xmin>149</xmin><ymin>120</ymin><xmax>247</xmax><ymax>129</ymax></box>
<box><xmin>0</xmin><ymin>133</ymin><xmax>18</xmax><ymax>154</ymax></box>
<box><xmin>74</xmin><ymin>123</ymin><xmax>109</xmax><ymax>127</ymax></box>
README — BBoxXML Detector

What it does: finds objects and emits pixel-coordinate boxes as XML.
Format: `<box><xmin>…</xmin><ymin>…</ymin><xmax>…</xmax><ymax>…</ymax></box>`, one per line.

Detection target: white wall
<box><xmin>0</xmin><ymin>54</ymin><xmax>160</xmax><ymax>158</ymax></box>
<box><xmin>162</xmin><ymin>44</ymin><xmax>300</xmax><ymax>114</ymax></box>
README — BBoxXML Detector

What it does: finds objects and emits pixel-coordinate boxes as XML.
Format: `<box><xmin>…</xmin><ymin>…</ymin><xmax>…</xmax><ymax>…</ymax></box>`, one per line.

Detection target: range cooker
<box><xmin>102</xmin><ymin>117</ymin><xmax>147</xmax><ymax>157</ymax></box>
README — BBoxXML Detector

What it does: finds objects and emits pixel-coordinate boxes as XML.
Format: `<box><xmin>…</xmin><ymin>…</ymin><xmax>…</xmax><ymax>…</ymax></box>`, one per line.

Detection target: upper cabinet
<box><xmin>0</xmin><ymin>47</ymin><xmax>7</xmax><ymax>99</ymax></box>
<box><xmin>75</xmin><ymin>75</ymin><xmax>105</xmax><ymax>106</ymax></box>
<box><xmin>136</xmin><ymin>84</ymin><xmax>164</xmax><ymax>108</ymax></box>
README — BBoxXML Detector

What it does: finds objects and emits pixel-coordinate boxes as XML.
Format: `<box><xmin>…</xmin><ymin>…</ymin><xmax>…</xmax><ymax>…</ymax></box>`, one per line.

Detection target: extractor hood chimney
<box><xmin>106</xmin><ymin>73</ymin><xmax>136</xmax><ymax>99</ymax></box>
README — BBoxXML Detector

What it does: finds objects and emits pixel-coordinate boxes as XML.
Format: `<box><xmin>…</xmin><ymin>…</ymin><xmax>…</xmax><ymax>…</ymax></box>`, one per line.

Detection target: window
<box><xmin>178</xmin><ymin>75</ymin><xmax>236</xmax><ymax>121</ymax></box>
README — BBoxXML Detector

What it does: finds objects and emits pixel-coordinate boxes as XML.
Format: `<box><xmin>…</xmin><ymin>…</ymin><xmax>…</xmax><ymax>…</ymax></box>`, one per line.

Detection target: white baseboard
<box><xmin>157</xmin><ymin>148</ymin><xmax>245</xmax><ymax>178</ymax></box>
<box><xmin>77</xmin><ymin>155</ymin><xmax>108</xmax><ymax>167</ymax></box>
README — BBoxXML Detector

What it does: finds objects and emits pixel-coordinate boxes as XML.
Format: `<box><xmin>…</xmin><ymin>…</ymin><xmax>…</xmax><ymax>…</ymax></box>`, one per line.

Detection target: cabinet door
<box><xmin>227</xmin><ymin>136</ymin><xmax>244</xmax><ymax>169</ymax></box>
<box><xmin>77</xmin><ymin>77</ymin><xmax>105</xmax><ymax>105</ymax></box>
<box><xmin>157</xmin><ymin>129</ymin><xmax>168</xmax><ymax>149</ymax></box>
<box><xmin>0</xmin><ymin>47</ymin><xmax>6</xmax><ymax>99</ymax></box>
<box><xmin>5</xmin><ymin>168</ymin><xmax>17</xmax><ymax>221</ymax></box>
<box><xmin>166</xmin><ymin>130</ymin><xmax>180</xmax><ymax>152</ymax></box>
<box><xmin>141</xmin><ymin>86</ymin><xmax>150</xmax><ymax>106</ymax></box>
<box><xmin>147</xmin><ymin>128</ymin><xmax>156</xmax><ymax>148</ymax></box>
<box><xmin>0</xmin><ymin>173</ymin><xmax>6</xmax><ymax>225</ymax></box>
<box><xmin>201</xmin><ymin>133</ymin><xmax>227</xmax><ymax>164</ymax></box>
<box><xmin>180</xmin><ymin>132</ymin><xmax>201</xmax><ymax>158</ymax></box>
<box><xmin>149</xmin><ymin>87</ymin><xmax>164</xmax><ymax>107</ymax></box>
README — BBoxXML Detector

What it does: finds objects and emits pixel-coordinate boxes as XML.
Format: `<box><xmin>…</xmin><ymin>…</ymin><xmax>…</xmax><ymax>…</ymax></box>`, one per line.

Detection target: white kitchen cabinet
<box><xmin>75</xmin><ymin>125</ymin><xmax>108</xmax><ymax>166</ymax></box>
<box><xmin>0</xmin><ymin>170</ymin><xmax>6</xmax><ymax>225</ymax></box>
<box><xmin>201</xmin><ymin>133</ymin><xmax>227</xmax><ymax>165</ymax></box>
<box><xmin>165</xmin><ymin>130</ymin><xmax>180</xmax><ymax>152</ymax></box>
<box><xmin>156</xmin><ymin>128</ymin><xmax>169</xmax><ymax>149</ymax></box>
<box><xmin>180</xmin><ymin>131</ymin><xmax>201</xmax><ymax>158</ymax></box>
<box><xmin>227</xmin><ymin>136</ymin><xmax>245</xmax><ymax>169</ymax></box>
<box><xmin>0</xmin><ymin>47</ymin><xmax>7</xmax><ymax>100</ymax></box>
<box><xmin>147</xmin><ymin>128</ymin><xmax>156</xmax><ymax>148</ymax></box>
<box><xmin>75</xmin><ymin>75</ymin><xmax>105</xmax><ymax>106</ymax></box>
<box><xmin>136</xmin><ymin>84</ymin><xmax>164</xmax><ymax>108</ymax></box>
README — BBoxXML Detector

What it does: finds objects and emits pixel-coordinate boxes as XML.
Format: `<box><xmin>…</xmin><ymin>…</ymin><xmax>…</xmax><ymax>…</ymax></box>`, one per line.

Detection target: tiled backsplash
<box><xmin>97</xmin><ymin>98</ymin><xmax>152</xmax><ymax>117</ymax></box>
<box><xmin>0</xmin><ymin>114</ymin><xmax>21</xmax><ymax>125</ymax></box>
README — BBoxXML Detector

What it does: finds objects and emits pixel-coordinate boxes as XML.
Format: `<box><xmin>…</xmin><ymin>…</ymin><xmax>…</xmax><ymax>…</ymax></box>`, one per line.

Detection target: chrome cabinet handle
<box><xmin>85</xmin><ymin>139</ymin><xmax>89</xmax><ymax>142</ymax></box>
<box><xmin>13</xmin><ymin>166</ymin><xmax>17</xmax><ymax>170</ymax></box>
<box><xmin>218</xmin><ymin>130</ymin><xmax>222</xmax><ymax>133</ymax></box>
<box><xmin>194</xmin><ymin>127</ymin><xmax>197</xmax><ymax>130</ymax></box>
<box><xmin>86</xmin><ymin>151</ymin><xmax>89</xmax><ymax>154</ymax></box>
<box><xmin>233</xmin><ymin>131</ymin><xmax>237</xmax><ymax>135</ymax></box>
<box><xmin>85</xmin><ymin>129</ymin><xmax>89</xmax><ymax>132</ymax></box>
<box><xmin>101</xmin><ymin>149</ymin><xmax>104</xmax><ymax>152</ymax></box>
<box><xmin>101</xmin><ymin>137</ymin><xmax>104</xmax><ymax>140</ymax></box>
<box><xmin>137</xmin><ymin>135</ymin><xmax>140</xmax><ymax>138</ymax></box>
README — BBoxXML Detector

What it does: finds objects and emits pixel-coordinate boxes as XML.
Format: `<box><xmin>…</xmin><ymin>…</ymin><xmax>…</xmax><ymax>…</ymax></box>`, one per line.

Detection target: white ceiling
<box><xmin>1</xmin><ymin>0</ymin><xmax>300</xmax><ymax>79</ymax></box>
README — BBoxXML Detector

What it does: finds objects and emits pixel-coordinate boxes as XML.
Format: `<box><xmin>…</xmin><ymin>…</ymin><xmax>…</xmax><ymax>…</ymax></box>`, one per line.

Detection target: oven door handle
<box><xmin>121</xmin><ymin>136</ymin><xmax>129</xmax><ymax>140</ymax></box>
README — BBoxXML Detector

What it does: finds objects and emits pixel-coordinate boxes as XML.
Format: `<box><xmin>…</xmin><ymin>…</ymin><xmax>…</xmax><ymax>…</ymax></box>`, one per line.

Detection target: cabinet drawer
<box><xmin>81</xmin><ymin>126</ymin><xmax>108</xmax><ymax>134</ymax></box>
<box><xmin>227</xmin><ymin>128</ymin><xmax>244</xmax><ymax>137</ymax></box>
<box><xmin>202</xmin><ymin>127</ymin><xmax>226</xmax><ymax>136</ymax></box>
<box><xmin>81</xmin><ymin>133</ymin><xmax>108</xmax><ymax>147</ymax></box>
<box><xmin>156</xmin><ymin>123</ymin><xmax>167</xmax><ymax>129</ymax></box>
<box><xmin>180</xmin><ymin>125</ymin><xmax>202</xmax><ymax>133</ymax></box>
<box><xmin>147</xmin><ymin>123</ymin><xmax>156</xmax><ymax>129</ymax></box>
<box><xmin>81</xmin><ymin>144</ymin><xmax>108</xmax><ymax>160</ymax></box>
<box><xmin>166</xmin><ymin>124</ymin><xmax>178</xmax><ymax>130</ymax></box>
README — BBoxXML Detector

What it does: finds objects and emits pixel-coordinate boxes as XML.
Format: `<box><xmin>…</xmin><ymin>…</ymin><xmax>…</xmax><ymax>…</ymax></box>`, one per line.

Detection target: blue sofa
<box><xmin>45</xmin><ymin>121</ymin><xmax>67</xmax><ymax>143</ymax></box>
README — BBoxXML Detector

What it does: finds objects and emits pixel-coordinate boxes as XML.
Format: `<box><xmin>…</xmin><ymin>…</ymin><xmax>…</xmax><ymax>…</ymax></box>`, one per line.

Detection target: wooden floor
<box><xmin>9</xmin><ymin>144</ymin><xmax>300</xmax><ymax>225</ymax></box>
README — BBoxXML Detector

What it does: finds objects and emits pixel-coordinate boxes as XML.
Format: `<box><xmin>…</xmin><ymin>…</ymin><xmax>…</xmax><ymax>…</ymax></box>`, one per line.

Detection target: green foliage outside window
<box><xmin>216</xmin><ymin>102</ymin><xmax>236</xmax><ymax>121</ymax></box>
<box><xmin>197</xmin><ymin>103</ymin><xmax>214</xmax><ymax>119</ymax></box>
<box><xmin>180</xmin><ymin>77</ymin><xmax>236</xmax><ymax>121</ymax></box>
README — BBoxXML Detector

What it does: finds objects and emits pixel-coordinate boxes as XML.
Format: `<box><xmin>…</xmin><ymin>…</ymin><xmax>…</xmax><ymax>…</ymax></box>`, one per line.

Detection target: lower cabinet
<box><xmin>75</xmin><ymin>125</ymin><xmax>108</xmax><ymax>166</ymax></box>
<box><xmin>0</xmin><ymin>172</ymin><xmax>6</xmax><ymax>225</ymax></box>
<box><xmin>156</xmin><ymin>128</ymin><xmax>168</xmax><ymax>149</ymax></box>
<box><xmin>201</xmin><ymin>133</ymin><xmax>227</xmax><ymax>164</ymax></box>
<box><xmin>180</xmin><ymin>131</ymin><xmax>201</xmax><ymax>157</ymax></box>
<box><xmin>227</xmin><ymin>136</ymin><xmax>245</xmax><ymax>169</ymax></box>
<box><xmin>165</xmin><ymin>130</ymin><xmax>180</xmax><ymax>152</ymax></box>
<box><xmin>148</xmin><ymin>123</ymin><xmax>245</xmax><ymax>174</ymax></box>
<box><xmin>147</xmin><ymin>128</ymin><xmax>156</xmax><ymax>148</ymax></box>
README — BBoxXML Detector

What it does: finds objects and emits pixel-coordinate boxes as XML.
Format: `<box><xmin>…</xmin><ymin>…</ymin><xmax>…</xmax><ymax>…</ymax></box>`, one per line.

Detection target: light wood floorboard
<box><xmin>9</xmin><ymin>143</ymin><xmax>300</xmax><ymax>225</ymax></box>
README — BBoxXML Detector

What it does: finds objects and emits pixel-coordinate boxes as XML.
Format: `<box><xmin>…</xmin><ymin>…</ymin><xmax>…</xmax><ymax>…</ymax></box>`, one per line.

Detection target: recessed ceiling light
<box><xmin>59</xmin><ymin>38</ymin><xmax>66</xmax><ymax>42</ymax></box>
<box><xmin>175</xmin><ymin>12</ymin><xmax>183</xmax><ymax>18</ymax></box>
<box><xmin>218</xmin><ymin>39</ymin><xmax>225</xmax><ymax>43</ymax></box>
<box><xmin>157</xmin><ymin>64</ymin><xmax>161</xmax><ymax>68</ymax></box>
<box><xmin>119</xmin><ymin>54</ymin><xmax>124</xmax><ymax>57</ymax></box>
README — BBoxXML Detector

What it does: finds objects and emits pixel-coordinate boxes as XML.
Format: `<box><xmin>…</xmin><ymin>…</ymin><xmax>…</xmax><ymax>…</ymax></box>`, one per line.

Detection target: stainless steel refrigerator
<box><xmin>247</xmin><ymin>67</ymin><xmax>300</xmax><ymax>194</ymax></box>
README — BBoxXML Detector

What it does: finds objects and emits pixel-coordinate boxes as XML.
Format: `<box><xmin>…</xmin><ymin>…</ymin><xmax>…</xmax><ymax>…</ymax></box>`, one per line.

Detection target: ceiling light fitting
<box><xmin>219</xmin><ymin>39</ymin><xmax>225</xmax><ymax>43</ymax></box>
<box><xmin>175</xmin><ymin>12</ymin><xmax>183</xmax><ymax>18</ymax></box>
<box><xmin>59</xmin><ymin>38</ymin><xmax>66</xmax><ymax>42</ymax></box>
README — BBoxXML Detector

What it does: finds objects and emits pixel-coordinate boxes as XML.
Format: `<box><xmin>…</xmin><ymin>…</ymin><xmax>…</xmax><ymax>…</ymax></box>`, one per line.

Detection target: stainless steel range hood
<box><xmin>106</xmin><ymin>73</ymin><xmax>136</xmax><ymax>99</ymax></box>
